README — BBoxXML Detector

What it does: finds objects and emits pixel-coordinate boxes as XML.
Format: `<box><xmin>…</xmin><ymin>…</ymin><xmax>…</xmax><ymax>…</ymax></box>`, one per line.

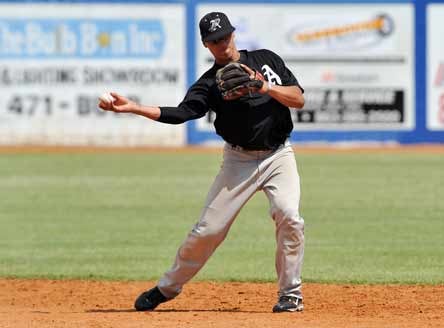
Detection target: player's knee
<box><xmin>191</xmin><ymin>221</ymin><xmax>227</xmax><ymax>241</ymax></box>
<box><xmin>177</xmin><ymin>224</ymin><xmax>225</xmax><ymax>262</ymax></box>
<box><xmin>272</xmin><ymin>208</ymin><xmax>304</xmax><ymax>232</ymax></box>
<box><xmin>271</xmin><ymin>206</ymin><xmax>301</xmax><ymax>223</ymax></box>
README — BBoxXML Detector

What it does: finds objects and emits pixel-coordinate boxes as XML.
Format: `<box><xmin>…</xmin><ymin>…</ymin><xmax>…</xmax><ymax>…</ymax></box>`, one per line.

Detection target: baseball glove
<box><xmin>216</xmin><ymin>62</ymin><xmax>265</xmax><ymax>100</ymax></box>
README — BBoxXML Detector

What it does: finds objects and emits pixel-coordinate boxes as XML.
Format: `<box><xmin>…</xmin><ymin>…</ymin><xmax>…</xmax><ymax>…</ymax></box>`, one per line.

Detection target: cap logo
<box><xmin>208</xmin><ymin>18</ymin><xmax>222</xmax><ymax>32</ymax></box>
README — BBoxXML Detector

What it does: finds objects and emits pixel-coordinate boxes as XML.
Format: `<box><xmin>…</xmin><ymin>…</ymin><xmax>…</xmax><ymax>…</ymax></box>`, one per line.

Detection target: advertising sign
<box><xmin>427</xmin><ymin>4</ymin><xmax>444</xmax><ymax>130</ymax></box>
<box><xmin>195</xmin><ymin>4</ymin><xmax>414</xmax><ymax>135</ymax></box>
<box><xmin>0</xmin><ymin>4</ymin><xmax>186</xmax><ymax>146</ymax></box>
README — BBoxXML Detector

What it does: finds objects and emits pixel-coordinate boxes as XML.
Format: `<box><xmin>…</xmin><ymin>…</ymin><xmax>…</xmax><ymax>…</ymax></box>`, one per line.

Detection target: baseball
<box><xmin>99</xmin><ymin>92</ymin><xmax>115</xmax><ymax>104</ymax></box>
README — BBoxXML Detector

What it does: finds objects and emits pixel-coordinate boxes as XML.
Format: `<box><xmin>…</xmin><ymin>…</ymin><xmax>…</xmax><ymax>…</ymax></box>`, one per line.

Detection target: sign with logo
<box><xmin>195</xmin><ymin>4</ymin><xmax>414</xmax><ymax>135</ymax></box>
<box><xmin>427</xmin><ymin>4</ymin><xmax>444</xmax><ymax>130</ymax></box>
<box><xmin>0</xmin><ymin>4</ymin><xmax>186</xmax><ymax>146</ymax></box>
<box><xmin>0</xmin><ymin>19</ymin><xmax>165</xmax><ymax>59</ymax></box>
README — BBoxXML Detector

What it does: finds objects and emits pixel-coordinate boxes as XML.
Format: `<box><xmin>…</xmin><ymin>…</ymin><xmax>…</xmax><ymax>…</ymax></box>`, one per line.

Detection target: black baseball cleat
<box><xmin>272</xmin><ymin>296</ymin><xmax>304</xmax><ymax>313</ymax></box>
<box><xmin>134</xmin><ymin>286</ymin><xmax>168</xmax><ymax>311</ymax></box>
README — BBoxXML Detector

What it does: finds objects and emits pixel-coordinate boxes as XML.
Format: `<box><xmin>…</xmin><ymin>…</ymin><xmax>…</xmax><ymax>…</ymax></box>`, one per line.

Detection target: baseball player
<box><xmin>99</xmin><ymin>12</ymin><xmax>305</xmax><ymax>313</ymax></box>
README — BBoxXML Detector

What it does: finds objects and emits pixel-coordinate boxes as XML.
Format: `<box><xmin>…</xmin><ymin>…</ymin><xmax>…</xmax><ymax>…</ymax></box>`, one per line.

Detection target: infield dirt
<box><xmin>1</xmin><ymin>279</ymin><xmax>443</xmax><ymax>328</ymax></box>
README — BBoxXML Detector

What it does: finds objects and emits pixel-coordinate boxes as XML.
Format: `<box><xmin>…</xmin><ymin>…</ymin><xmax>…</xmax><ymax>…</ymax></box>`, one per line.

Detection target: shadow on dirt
<box><xmin>86</xmin><ymin>308</ymin><xmax>267</xmax><ymax>313</ymax></box>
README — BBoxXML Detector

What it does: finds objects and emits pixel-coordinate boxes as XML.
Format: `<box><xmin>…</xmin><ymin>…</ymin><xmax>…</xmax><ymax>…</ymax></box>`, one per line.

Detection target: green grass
<box><xmin>0</xmin><ymin>151</ymin><xmax>443</xmax><ymax>284</ymax></box>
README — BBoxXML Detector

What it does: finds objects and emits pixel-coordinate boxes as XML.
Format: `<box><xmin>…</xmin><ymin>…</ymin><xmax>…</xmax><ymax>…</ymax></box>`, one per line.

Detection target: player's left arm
<box><xmin>240</xmin><ymin>64</ymin><xmax>304</xmax><ymax>109</ymax></box>
<box><xmin>266</xmin><ymin>84</ymin><xmax>304</xmax><ymax>109</ymax></box>
<box><xmin>255</xmin><ymin>49</ymin><xmax>305</xmax><ymax>109</ymax></box>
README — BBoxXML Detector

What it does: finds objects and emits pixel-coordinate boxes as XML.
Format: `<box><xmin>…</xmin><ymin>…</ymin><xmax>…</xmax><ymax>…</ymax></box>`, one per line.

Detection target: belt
<box><xmin>229</xmin><ymin>143</ymin><xmax>281</xmax><ymax>152</ymax></box>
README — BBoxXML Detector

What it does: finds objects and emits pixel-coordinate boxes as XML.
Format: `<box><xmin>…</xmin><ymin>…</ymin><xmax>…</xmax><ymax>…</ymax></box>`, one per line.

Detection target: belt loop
<box><xmin>230</xmin><ymin>143</ymin><xmax>241</xmax><ymax>151</ymax></box>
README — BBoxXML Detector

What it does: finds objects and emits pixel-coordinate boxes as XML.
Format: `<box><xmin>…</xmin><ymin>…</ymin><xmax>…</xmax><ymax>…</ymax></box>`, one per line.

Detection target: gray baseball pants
<box><xmin>157</xmin><ymin>142</ymin><xmax>304</xmax><ymax>300</ymax></box>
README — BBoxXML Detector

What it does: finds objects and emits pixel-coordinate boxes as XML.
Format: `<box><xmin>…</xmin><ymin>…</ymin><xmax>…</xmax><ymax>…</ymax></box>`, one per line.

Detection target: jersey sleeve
<box><xmin>158</xmin><ymin>79</ymin><xmax>210</xmax><ymax>124</ymax></box>
<box><xmin>266</xmin><ymin>49</ymin><xmax>304</xmax><ymax>93</ymax></box>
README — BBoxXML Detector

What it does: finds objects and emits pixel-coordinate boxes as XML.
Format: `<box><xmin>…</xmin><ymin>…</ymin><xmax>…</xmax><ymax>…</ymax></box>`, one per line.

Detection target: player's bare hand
<box><xmin>240</xmin><ymin>64</ymin><xmax>267</xmax><ymax>94</ymax></box>
<box><xmin>98</xmin><ymin>92</ymin><xmax>140</xmax><ymax>113</ymax></box>
<box><xmin>239</xmin><ymin>64</ymin><xmax>255</xmax><ymax>78</ymax></box>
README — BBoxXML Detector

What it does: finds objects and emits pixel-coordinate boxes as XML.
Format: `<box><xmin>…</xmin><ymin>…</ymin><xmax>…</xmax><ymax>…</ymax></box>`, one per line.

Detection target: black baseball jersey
<box><xmin>159</xmin><ymin>49</ymin><xmax>303</xmax><ymax>150</ymax></box>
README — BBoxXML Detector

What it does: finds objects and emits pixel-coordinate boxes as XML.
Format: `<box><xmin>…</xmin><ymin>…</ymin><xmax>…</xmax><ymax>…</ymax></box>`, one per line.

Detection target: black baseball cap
<box><xmin>199</xmin><ymin>12</ymin><xmax>235</xmax><ymax>42</ymax></box>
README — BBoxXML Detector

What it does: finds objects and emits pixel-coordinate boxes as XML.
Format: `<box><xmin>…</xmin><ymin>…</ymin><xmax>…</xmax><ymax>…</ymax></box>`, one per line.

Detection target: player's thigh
<box><xmin>262</xmin><ymin>150</ymin><xmax>301</xmax><ymax>217</ymax></box>
<box><xmin>197</xmin><ymin>158</ymin><xmax>259</xmax><ymax>234</ymax></box>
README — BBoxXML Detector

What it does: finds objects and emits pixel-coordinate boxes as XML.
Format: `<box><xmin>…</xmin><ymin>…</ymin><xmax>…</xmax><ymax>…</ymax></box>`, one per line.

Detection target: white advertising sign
<box><xmin>0</xmin><ymin>4</ymin><xmax>186</xmax><ymax>146</ymax></box>
<box><xmin>196</xmin><ymin>4</ymin><xmax>414</xmax><ymax>132</ymax></box>
<box><xmin>427</xmin><ymin>4</ymin><xmax>444</xmax><ymax>130</ymax></box>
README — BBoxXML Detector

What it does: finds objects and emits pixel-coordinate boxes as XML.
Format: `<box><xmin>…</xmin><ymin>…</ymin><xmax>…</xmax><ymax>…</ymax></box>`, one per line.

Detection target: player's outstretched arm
<box><xmin>98</xmin><ymin>92</ymin><xmax>161</xmax><ymax>121</ymax></box>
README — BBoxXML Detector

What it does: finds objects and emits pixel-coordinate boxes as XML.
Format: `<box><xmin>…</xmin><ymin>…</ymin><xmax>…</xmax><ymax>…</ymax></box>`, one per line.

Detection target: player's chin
<box><xmin>223</xmin><ymin>48</ymin><xmax>233</xmax><ymax>58</ymax></box>
<box><xmin>217</xmin><ymin>52</ymin><xmax>233</xmax><ymax>64</ymax></box>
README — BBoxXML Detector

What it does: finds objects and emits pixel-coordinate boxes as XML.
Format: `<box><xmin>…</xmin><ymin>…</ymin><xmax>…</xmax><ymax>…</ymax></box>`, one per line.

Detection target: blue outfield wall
<box><xmin>2</xmin><ymin>0</ymin><xmax>444</xmax><ymax>145</ymax></box>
